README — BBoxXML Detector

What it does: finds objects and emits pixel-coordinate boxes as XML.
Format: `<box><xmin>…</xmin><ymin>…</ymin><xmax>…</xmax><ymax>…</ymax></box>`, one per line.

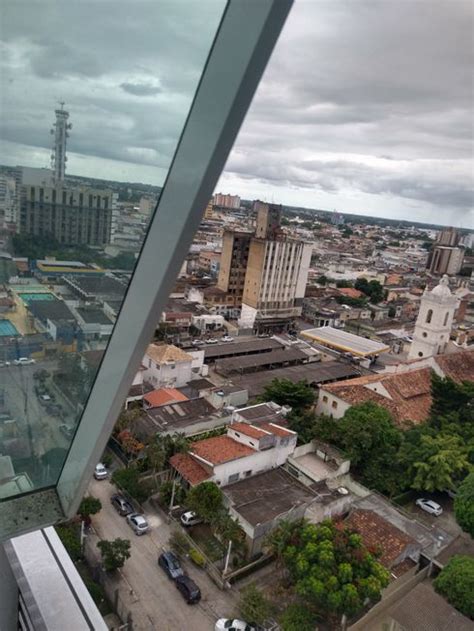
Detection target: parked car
<box><xmin>221</xmin><ymin>335</ymin><xmax>234</xmax><ymax>342</ymax></box>
<box><xmin>126</xmin><ymin>513</ymin><xmax>149</xmax><ymax>535</ymax></box>
<box><xmin>192</xmin><ymin>339</ymin><xmax>205</xmax><ymax>346</ymax></box>
<box><xmin>257</xmin><ymin>333</ymin><xmax>270</xmax><ymax>338</ymax></box>
<box><xmin>0</xmin><ymin>360</ymin><xmax>11</xmax><ymax>367</ymax></box>
<box><xmin>59</xmin><ymin>424</ymin><xmax>74</xmax><ymax>440</ymax></box>
<box><xmin>111</xmin><ymin>494</ymin><xmax>134</xmax><ymax>516</ymax></box>
<box><xmin>180</xmin><ymin>511</ymin><xmax>203</xmax><ymax>527</ymax></box>
<box><xmin>175</xmin><ymin>575</ymin><xmax>201</xmax><ymax>604</ymax></box>
<box><xmin>215</xmin><ymin>620</ymin><xmax>256</xmax><ymax>631</ymax></box>
<box><xmin>158</xmin><ymin>550</ymin><xmax>184</xmax><ymax>580</ymax></box>
<box><xmin>205</xmin><ymin>338</ymin><xmax>218</xmax><ymax>344</ymax></box>
<box><xmin>13</xmin><ymin>357</ymin><xmax>35</xmax><ymax>366</ymax></box>
<box><xmin>93</xmin><ymin>463</ymin><xmax>108</xmax><ymax>480</ymax></box>
<box><xmin>415</xmin><ymin>498</ymin><xmax>443</xmax><ymax>516</ymax></box>
<box><xmin>38</xmin><ymin>393</ymin><xmax>51</xmax><ymax>403</ymax></box>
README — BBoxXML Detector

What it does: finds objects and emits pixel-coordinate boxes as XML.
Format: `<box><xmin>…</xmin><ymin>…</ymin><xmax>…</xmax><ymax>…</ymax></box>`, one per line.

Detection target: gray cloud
<box><xmin>120</xmin><ymin>82</ymin><xmax>162</xmax><ymax>97</ymax></box>
<box><xmin>1</xmin><ymin>0</ymin><xmax>473</xmax><ymax>223</ymax></box>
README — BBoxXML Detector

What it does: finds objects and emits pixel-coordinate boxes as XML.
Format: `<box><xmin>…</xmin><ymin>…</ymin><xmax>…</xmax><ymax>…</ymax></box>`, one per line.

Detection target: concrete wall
<box><xmin>316</xmin><ymin>390</ymin><xmax>350</xmax><ymax>419</ymax></box>
<box><xmin>144</xmin><ymin>358</ymin><xmax>192</xmax><ymax>388</ymax></box>
<box><xmin>0</xmin><ymin>544</ymin><xmax>18</xmax><ymax>631</ymax></box>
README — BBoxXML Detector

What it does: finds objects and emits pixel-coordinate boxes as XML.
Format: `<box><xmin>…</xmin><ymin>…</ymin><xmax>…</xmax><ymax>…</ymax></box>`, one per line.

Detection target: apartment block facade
<box><xmin>19</xmin><ymin>183</ymin><xmax>112</xmax><ymax>246</ymax></box>
<box><xmin>217</xmin><ymin>229</ymin><xmax>252</xmax><ymax>307</ymax></box>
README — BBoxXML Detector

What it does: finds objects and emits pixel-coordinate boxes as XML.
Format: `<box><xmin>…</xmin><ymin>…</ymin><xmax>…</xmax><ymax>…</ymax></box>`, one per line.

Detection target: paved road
<box><xmin>89</xmin><ymin>478</ymin><xmax>238</xmax><ymax>631</ymax></box>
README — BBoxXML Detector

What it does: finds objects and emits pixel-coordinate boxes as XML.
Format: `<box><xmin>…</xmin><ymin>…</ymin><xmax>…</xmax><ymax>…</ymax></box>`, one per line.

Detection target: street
<box><xmin>89</xmin><ymin>478</ymin><xmax>238</xmax><ymax>631</ymax></box>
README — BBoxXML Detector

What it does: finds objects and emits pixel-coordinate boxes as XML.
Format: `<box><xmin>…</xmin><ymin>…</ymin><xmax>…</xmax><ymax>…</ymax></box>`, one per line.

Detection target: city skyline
<box><xmin>1</xmin><ymin>1</ymin><xmax>473</xmax><ymax>228</ymax></box>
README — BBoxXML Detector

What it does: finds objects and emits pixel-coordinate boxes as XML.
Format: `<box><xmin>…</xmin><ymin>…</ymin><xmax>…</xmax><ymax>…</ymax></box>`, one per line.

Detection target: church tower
<box><xmin>408</xmin><ymin>275</ymin><xmax>457</xmax><ymax>360</ymax></box>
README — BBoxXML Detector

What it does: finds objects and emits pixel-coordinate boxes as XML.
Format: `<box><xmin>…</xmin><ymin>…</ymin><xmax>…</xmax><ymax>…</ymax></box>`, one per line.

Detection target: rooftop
<box><xmin>231</xmin><ymin>360</ymin><xmax>360</xmax><ymax>398</ymax></box>
<box><xmin>169</xmin><ymin>452</ymin><xmax>210</xmax><ymax>485</ymax></box>
<box><xmin>143</xmin><ymin>388</ymin><xmax>189</xmax><ymax>408</ymax></box>
<box><xmin>136</xmin><ymin>397</ymin><xmax>218</xmax><ymax>436</ymax></box>
<box><xmin>230</xmin><ymin>422</ymin><xmax>269</xmax><ymax>439</ymax></box>
<box><xmin>204</xmin><ymin>337</ymin><xmax>283</xmax><ymax>360</ymax></box>
<box><xmin>145</xmin><ymin>343</ymin><xmax>193</xmax><ymax>364</ymax></box>
<box><xmin>191</xmin><ymin>435</ymin><xmax>254</xmax><ymax>465</ymax></box>
<box><xmin>323</xmin><ymin>367</ymin><xmax>433</xmax><ymax>426</ymax></box>
<box><xmin>76</xmin><ymin>308</ymin><xmax>113</xmax><ymax>325</ymax></box>
<box><xmin>435</xmin><ymin>349</ymin><xmax>474</xmax><ymax>383</ymax></box>
<box><xmin>215</xmin><ymin>347</ymin><xmax>307</xmax><ymax>375</ymax></box>
<box><xmin>235</xmin><ymin>402</ymin><xmax>289</xmax><ymax>426</ymax></box>
<box><xmin>224</xmin><ymin>467</ymin><xmax>316</xmax><ymax>527</ymax></box>
<box><xmin>301</xmin><ymin>326</ymin><xmax>390</xmax><ymax>357</ymax></box>
<box><xmin>344</xmin><ymin>509</ymin><xmax>417</xmax><ymax>568</ymax></box>
<box><xmin>387</xmin><ymin>581</ymin><xmax>473</xmax><ymax>631</ymax></box>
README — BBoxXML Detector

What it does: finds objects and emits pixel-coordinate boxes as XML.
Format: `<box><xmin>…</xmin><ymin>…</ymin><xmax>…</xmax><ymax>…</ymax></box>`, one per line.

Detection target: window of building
<box><xmin>443</xmin><ymin>312</ymin><xmax>449</xmax><ymax>326</ymax></box>
<box><xmin>426</xmin><ymin>309</ymin><xmax>433</xmax><ymax>324</ymax></box>
<box><xmin>418</xmin><ymin>352</ymin><xmax>423</xmax><ymax>357</ymax></box>
<box><xmin>422</xmin><ymin>332</ymin><xmax>427</xmax><ymax>338</ymax></box>
<box><xmin>332</xmin><ymin>400</ymin><xmax>338</xmax><ymax>409</ymax></box>
<box><xmin>228</xmin><ymin>473</ymin><xmax>240</xmax><ymax>483</ymax></box>
<box><xmin>244</xmin><ymin>470</ymin><xmax>252</xmax><ymax>477</ymax></box>
<box><xmin>322</xmin><ymin>395</ymin><xmax>328</xmax><ymax>403</ymax></box>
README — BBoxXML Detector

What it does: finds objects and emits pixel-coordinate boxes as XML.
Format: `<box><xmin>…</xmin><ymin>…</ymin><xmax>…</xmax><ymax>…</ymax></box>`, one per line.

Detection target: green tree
<box><xmin>430</xmin><ymin>374</ymin><xmax>474</xmax><ymax>420</ymax></box>
<box><xmin>186</xmin><ymin>481</ymin><xmax>223</xmax><ymax>522</ymax></box>
<box><xmin>317</xmin><ymin>274</ymin><xmax>328</xmax><ymax>286</ymax></box>
<box><xmin>402</xmin><ymin>433</ymin><xmax>471</xmax><ymax>492</ymax></box>
<box><xmin>434</xmin><ymin>556</ymin><xmax>474</xmax><ymax>619</ymax></box>
<box><xmin>337</xmin><ymin>403</ymin><xmax>403</xmax><ymax>494</ymax></box>
<box><xmin>78</xmin><ymin>496</ymin><xmax>102</xmax><ymax>519</ymax></box>
<box><xmin>260</xmin><ymin>378</ymin><xmax>315</xmax><ymax>411</ymax></box>
<box><xmin>280</xmin><ymin>603</ymin><xmax>318</xmax><ymax>631</ymax></box>
<box><xmin>239</xmin><ymin>582</ymin><xmax>272</xmax><ymax>626</ymax></box>
<box><xmin>112</xmin><ymin>467</ymin><xmax>151</xmax><ymax>503</ymax></box>
<box><xmin>388</xmin><ymin>306</ymin><xmax>396</xmax><ymax>318</ymax></box>
<box><xmin>97</xmin><ymin>538</ymin><xmax>131</xmax><ymax>572</ymax></box>
<box><xmin>336</xmin><ymin>280</ymin><xmax>353</xmax><ymax>288</ymax></box>
<box><xmin>454</xmin><ymin>473</ymin><xmax>474</xmax><ymax>537</ymax></box>
<box><xmin>115</xmin><ymin>407</ymin><xmax>143</xmax><ymax>433</ymax></box>
<box><xmin>273</xmin><ymin>519</ymin><xmax>389</xmax><ymax>618</ymax></box>
<box><xmin>286</xmin><ymin>409</ymin><xmax>318</xmax><ymax>443</ymax></box>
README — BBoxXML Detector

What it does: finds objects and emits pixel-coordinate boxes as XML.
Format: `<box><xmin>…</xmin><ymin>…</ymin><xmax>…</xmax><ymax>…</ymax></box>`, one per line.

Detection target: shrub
<box><xmin>454</xmin><ymin>473</ymin><xmax>474</xmax><ymax>537</ymax></box>
<box><xmin>97</xmin><ymin>538</ymin><xmax>131</xmax><ymax>572</ymax></box>
<box><xmin>280</xmin><ymin>603</ymin><xmax>318</xmax><ymax>631</ymax></box>
<box><xmin>56</xmin><ymin>524</ymin><xmax>82</xmax><ymax>562</ymax></box>
<box><xmin>434</xmin><ymin>555</ymin><xmax>474</xmax><ymax>619</ymax></box>
<box><xmin>189</xmin><ymin>548</ymin><xmax>206</xmax><ymax>568</ymax></box>
<box><xmin>169</xmin><ymin>530</ymin><xmax>191</xmax><ymax>556</ymax></box>
<box><xmin>239</xmin><ymin>582</ymin><xmax>273</xmax><ymax>626</ymax></box>
<box><xmin>112</xmin><ymin>467</ymin><xmax>151</xmax><ymax>503</ymax></box>
<box><xmin>78</xmin><ymin>496</ymin><xmax>102</xmax><ymax>519</ymax></box>
<box><xmin>102</xmin><ymin>452</ymin><xmax>113</xmax><ymax>468</ymax></box>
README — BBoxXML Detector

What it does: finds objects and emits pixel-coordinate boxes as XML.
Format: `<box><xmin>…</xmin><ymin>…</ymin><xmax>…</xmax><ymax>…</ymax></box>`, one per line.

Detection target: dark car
<box><xmin>158</xmin><ymin>551</ymin><xmax>184</xmax><ymax>580</ymax></box>
<box><xmin>175</xmin><ymin>575</ymin><xmax>201</xmax><ymax>604</ymax></box>
<box><xmin>110</xmin><ymin>494</ymin><xmax>134</xmax><ymax>516</ymax></box>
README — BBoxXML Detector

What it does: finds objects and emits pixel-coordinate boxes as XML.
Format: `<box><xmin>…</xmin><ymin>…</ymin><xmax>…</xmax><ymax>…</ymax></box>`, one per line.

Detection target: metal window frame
<box><xmin>0</xmin><ymin>0</ymin><xmax>293</xmax><ymax>541</ymax></box>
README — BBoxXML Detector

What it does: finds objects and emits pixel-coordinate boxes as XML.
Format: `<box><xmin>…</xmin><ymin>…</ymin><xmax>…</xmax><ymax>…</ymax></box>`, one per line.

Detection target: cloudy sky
<box><xmin>1</xmin><ymin>0</ymin><xmax>473</xmax><ymax>227</ymax></box>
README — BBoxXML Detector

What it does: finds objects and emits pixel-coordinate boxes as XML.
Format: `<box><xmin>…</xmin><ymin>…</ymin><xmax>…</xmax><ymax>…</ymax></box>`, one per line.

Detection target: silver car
<box><xmin>126</xmin><ymin>513</ymin><xmax>149</xmax><ymax>535</ymax></box>
<box><xmin>415</xmin><ymin>498</ymin><xmax>443</xmax><ymax>516</ymax></box>
<box><xmin>94</xmin><ymin>463</ymin><xmax>108</xmax><ymax>480</ymax></box>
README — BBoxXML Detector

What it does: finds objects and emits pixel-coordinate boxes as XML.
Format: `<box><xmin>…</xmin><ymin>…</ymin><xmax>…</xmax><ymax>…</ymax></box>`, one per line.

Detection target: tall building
<box><xmin>238</xmin><ymin>203</ymin><xmax>312</xmax><ymax>331</ymax></box>
<box><xmin>213</xmin><ymin>192</ymin><xmax>240</xmax><ymax>209</ymax></box>
<box><xmin>50</xmin><ymin>102</ymin><xmax>72</xmax><ymax>182</ymax></box>
<box><xmin>0</xmin><ymin>175</ymin><xmax>17</xmax><ymax>228</ymax></box>
<box><xmin>408</xmin><ymin>275</ymin><xmax>457</xmax><ymax>360</ymax></box>
<box><xmin>203</xmin><ymin>198</ymin><xmax>214</xmax><ymax>219</ymax></box>
<box><xmin>427</xmin><ymin>227</ymin><xmax>465</xmax><ymax>275</ymax></box>
<box><xmin>19</xmin><ymin>182</ymin><xmax>112</xmax><ymax>246</ymax></box>
<box><xmin>217</xmin><ymin>229</ymin><xmax>252</xmax><ymax>307</ymax></box>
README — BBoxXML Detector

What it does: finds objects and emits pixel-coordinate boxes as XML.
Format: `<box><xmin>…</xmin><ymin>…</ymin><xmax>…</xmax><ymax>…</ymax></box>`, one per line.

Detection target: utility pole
<box><xmin>223</xmin><ymin>539</ymin><xmax>233</xmax><ymax>575</ymax></box>
<box><xmin>168</xmin><ymin>478</ymin><xmax>176</xmax><ymax>515</ymax></box>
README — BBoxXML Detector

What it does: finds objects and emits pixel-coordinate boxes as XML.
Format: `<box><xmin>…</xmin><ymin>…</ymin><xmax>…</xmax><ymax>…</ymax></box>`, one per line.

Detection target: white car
<box><xmin>215</xmin><ymin>620</ymin><xmax>256</xmax><ymax>631</ymax></box>
<box><xmin>13</xmin><ymin>357</ymin><xmax>36</xmax><ymax>366</ymax></box>
<box><xmin>0</xmin><ymin>360</ymin><xmax>11</xmax><ymax>367</ymax></box>
<box><xmin>416</xmin><ymin>498</ymin><xmax>443</xmax><ymax>516</ymax></box>
<box><xmin>93</xmin><ymin>463</ymin><xmax>108</xmax><ymax>480</ymax></box>
<box><xmin>126</xmin><ymin>513</ymin><xmax>149</xmax><ymax>535</ymax></box>
<box><xmin>192</xmin><ymin>339</ymin><xmax>205</xmax><ymax>346</ymax></box>
<box><xmin>221</xmin><ymin>335</ymin><xmax>234</xmax><ymax>342</ymax></box>
<box><xmin>205</xmin><ymin>338</ymin><xmax>218</xmax><ymax>344</ymax></box>
<box><xmin>180</xmin><ymin>510</ymin><xmax>203</xmax><ymax>527</ymax></box>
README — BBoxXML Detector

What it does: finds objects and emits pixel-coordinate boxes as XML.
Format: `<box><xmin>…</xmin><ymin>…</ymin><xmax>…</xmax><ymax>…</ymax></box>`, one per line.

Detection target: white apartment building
<box><xmin>213</xmin><ymin>192</ymin><xmax>240</xmax><ymax>208</ymax></box>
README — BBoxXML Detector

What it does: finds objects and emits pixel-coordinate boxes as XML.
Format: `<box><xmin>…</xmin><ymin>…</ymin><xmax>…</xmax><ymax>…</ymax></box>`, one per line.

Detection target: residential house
<box><xmin>169</xmin><ymin>419</ymin><xmax>297</xmax><ymax>488</ymax></box>
<box><xmin>143</xmin><ymin>387</ymin><xmax>189</xmax><ymax>409</ymax></box>
<box><xmin>316</xmin><ymin>367</ymin><xmax>433</xmax><ymax>426</ymax></box>
<box><xmin>143</xmin><ymin>344</ymin><xmax>194</xmax><ymax>389</ymax></box>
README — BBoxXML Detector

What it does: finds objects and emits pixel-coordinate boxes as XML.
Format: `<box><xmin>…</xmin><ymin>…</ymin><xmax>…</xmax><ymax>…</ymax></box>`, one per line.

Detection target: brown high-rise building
<box><xmin>217</xmin><ymin>230</ymin><xmax>252</xmax><ymax>305</ymax></box>
<box><xmin>427</xmin><ymin>228</ymin><xmax>465</xmax><ymax>276</ymax></box>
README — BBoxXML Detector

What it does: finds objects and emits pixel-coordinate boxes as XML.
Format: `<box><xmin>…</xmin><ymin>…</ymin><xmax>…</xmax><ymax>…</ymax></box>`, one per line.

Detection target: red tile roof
<box><xmin>435</xmin><ymin>349</ymin><xmax>474</xmax><ymax>383</ymax></box>
<box><xmin>337</xmin><ymin>287</ymin><xmax>364</xmax><ymax>299</ymax></box>
<box><xmin>143</xmin><ymin>388</ymin><xmax>188</xmax><ymax>408</ymax></box>
<box><xmin>345</xmin><ymin>509</ymin><xmax>416</xmax><ymax>568</ymax></box>
<box><xmin>191</xmin><ymin>435</ymin><xmax>254</xmax><ymax>465</ymax></box>
<box><xmin>323</xmin><ymin>367</ymin><xmax>433</xmax><ymax>426</ymax></box>
<box><xmin>259</xmin><ymin>422</ymin><xmax>295</xmax><ymax>437</ymax></box>
<box><xmin>230</xmin><ymin>422</ymin><xmax>269</xmax><ymax>439</ymax></box>
<box><xmin>169</xmin><ymin>452</ymin><xmax>210</xmax><ymax>485</ymax></box>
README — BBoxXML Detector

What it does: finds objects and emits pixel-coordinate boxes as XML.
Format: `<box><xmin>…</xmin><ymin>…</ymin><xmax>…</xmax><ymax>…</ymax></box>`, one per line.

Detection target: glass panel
<box><xmin>0</xmin><ymin>0</ymin><xmax>226</xmax><ymax>499</ymax></box>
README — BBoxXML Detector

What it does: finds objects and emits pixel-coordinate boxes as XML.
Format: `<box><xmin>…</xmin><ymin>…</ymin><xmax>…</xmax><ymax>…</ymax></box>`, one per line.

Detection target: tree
<box><xmin>239</xmin><ymin>582</ymin><xmax>273</xmax><ymax>626</ymax></box>
<box><xmin>56</xmin><ymin>525</ymin><xmax>82</xmax><ymax>562</ymax></box>
<box><xmin>388</xmin><ymin>306</ymin><xmax>396</xmax><ymax>318</ymax></box>
<box><xmin>434</xmin><ymin>556</ymin><xmax>474</xmax><ymax>619</ymax></box>
<box><xmin>78</xmin><ymin>496</ymin><xmax>102</xmax><ymax>520</ymax></box>
<box><xmin>402</xmin><ymin>433</ymin><xmax>471</xmax><ymax>493</ymax></box>
<box><xmin>337</xmin><ymin>403</ymin><xmax>403</xmax><ymax>494</ymax></box>
<box><xmin>317</xmin><ymin>274</ymin><xmax>328</xmax><ymax>286</ymax></box>
<box><xmin>97</xmin><ymin>538</ymin><xmax>131</xmax><ymax>572</ymax></box>
<box><xmin>115</xmin><ymin>407</ymin><xmax>143</xmax><ymax>433</ymax></box>
<box><xmin>260</xmin><ymin>378</ymin><xmax>315</xmax><ymax>411</ymax></box>
<box><xmin>454</xmin><ymin>473</ymin><xmax>474</xmax><ymax>537</ymax></box>
<box><xmin>336</xmin><ymin>280</ymin><xmax>353</xmax><ymax>288</ymax></box>
<box><xmin>273</xmin><ymin>519</ymin><xmax>389</xmax><ymax>618</ymax></box>
<box><xmin>286</xmin><ymin>409</ymin><xmax>319</xmax><ymax>443</ymax></box>
<box><xmin>186</xmin><ymin>481</ymin><xmax>223</xmax><ymax>522</ymax></box>
<box><xmin>112</xmin><ymin>467</ymin><xmax>151</xmax><ymax>503</ymax></box>
<box><xmin>430</xmin><ymin>374</ymin><xmax>474</xmax><ymax>420</ymax></box>
<box><xmin>355</xmin><ymin>277</ymin><xmax>385</xmax><ymax>304</ymax></box>
<box><xmin>280</xmin><ymin>603</ymin><xmax>318</xmax><ymax>631</ymax></box>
